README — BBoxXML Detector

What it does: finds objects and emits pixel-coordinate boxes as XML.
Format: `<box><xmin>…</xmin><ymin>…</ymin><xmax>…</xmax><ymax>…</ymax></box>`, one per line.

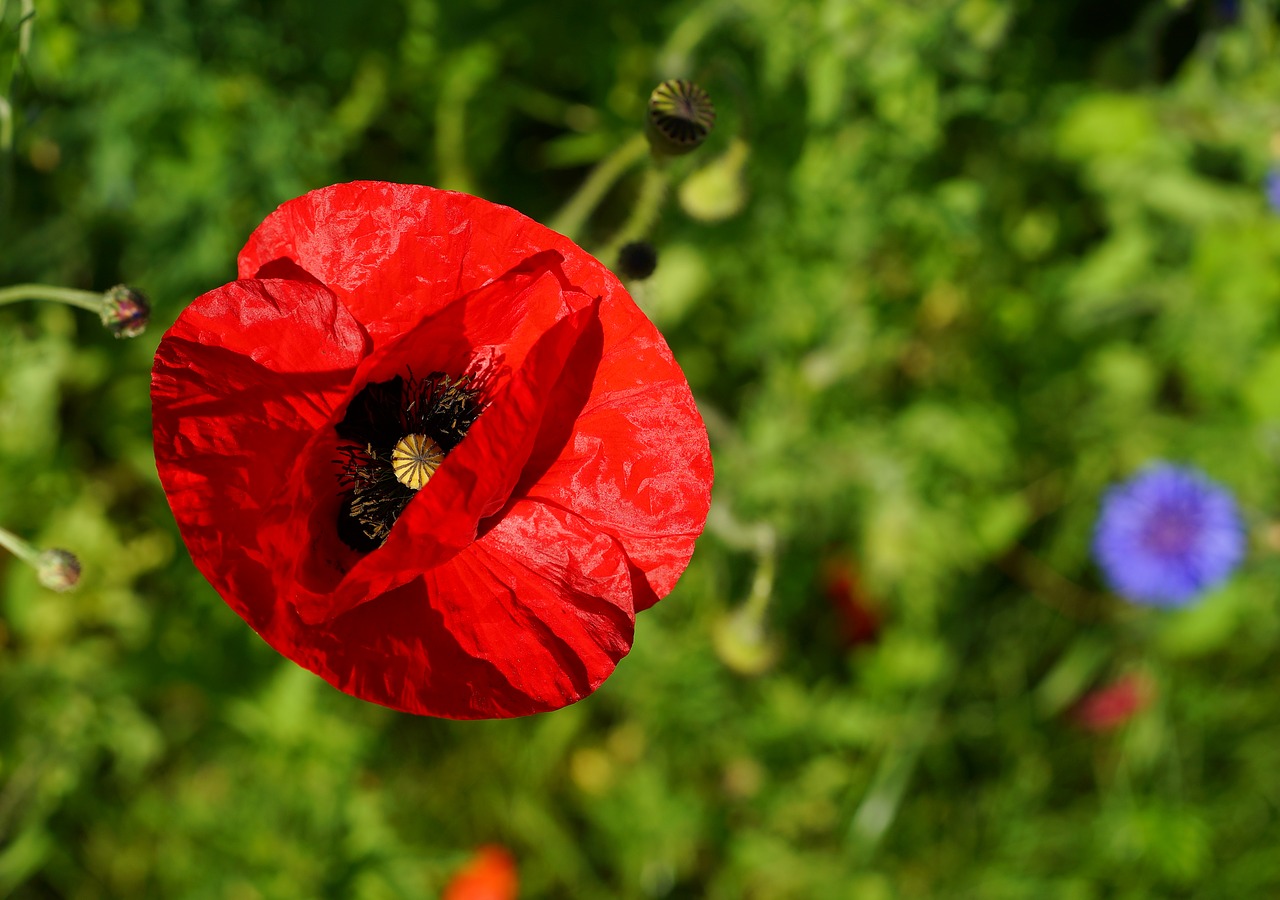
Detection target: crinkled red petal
<box><xmin>152</xmin><ymin>278</ymin><xmax>367</xmax><ymax>620</ymax></box>
<box><xmin>239</xmin><ymin>182</ymin><xmax>584</xmax><ymax>349</ymax></box>
<box><xmin>517</xmin><ymin>336</ymin><xmax>713</xmax><ymax>608</ymax></box>
<box><xmin>169</xmin><ymin>498</ymin><xmax>636</xmax><ymax>719</ymax></box>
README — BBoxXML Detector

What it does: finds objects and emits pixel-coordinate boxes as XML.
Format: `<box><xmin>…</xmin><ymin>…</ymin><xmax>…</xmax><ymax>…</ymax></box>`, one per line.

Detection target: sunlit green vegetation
<box><xmin>4</xmin><ymin>0</ymin><xmax>1280</xmax><ymax>896</ymax></box>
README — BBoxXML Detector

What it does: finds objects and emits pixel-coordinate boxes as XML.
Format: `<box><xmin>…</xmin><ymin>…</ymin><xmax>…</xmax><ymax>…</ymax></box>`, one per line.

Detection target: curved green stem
<box><xmin>740</xmin><ymin>527</ymin><xmax>777</xmax><ymax>627</ymax></box>
<box><xmin>847</xmin><ymin>699</ymin><xmax>942</xmax><ymax>858</ymax></box>
<box><xmin>18</xmin><ymin>0</ymin><xmax>33</xmax><ymax>59</ymax></box>
<box><xmin>0</xmin><ymin>524</ymin><xmax>39</xmax><ymax>567</ymax></box>
<box><xmin>997</xmin><ymin>545</ymin><xmax>1108</xmax><ymax>621</ymax></box>
<box><xmin>548</xmin><ymin>132</ymin><xmax>649</xmax><ymax>241</ymax></box>
<box><xmin>598</xmin><ymin>164</ymin><xmax>670</xmax><ymax>262</ymax></box>
<box><xmin>0</xmin><ymin>283</ymin><xmax>104</xmax><ymax>313</ymax></box>
<box><xmin>0</xmin><ymin>95</ymin><xmax>10</xmax><ymax>155</ymax></box>
<box><xmin>0</xmin><ymin>96</ymin><xmax>10</xmax><ymax>215</ymax></box>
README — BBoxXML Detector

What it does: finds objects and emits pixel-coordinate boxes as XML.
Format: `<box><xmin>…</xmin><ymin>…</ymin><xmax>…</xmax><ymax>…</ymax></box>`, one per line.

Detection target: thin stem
<box><xmin>0</xmin><ymin>94</ymin><xmax>9</xmax><ymax>154</ymax></box>
<box><xmin>997</xmin><ymin>545</ymin><xmax>1109</xmax><ymax>621</ymax></box>
<box><xmin>0</xmin><ymin>283</ymin><xmax>104</xmax><ymax>313</ymax></box>
<box><xmin>847</xmin><ymin>699</ymin><xmax>943</xmax><ymax>858</ymax></box>
<box><xmin>597</xmin><ymin>164</ymin><xmax>670</xmax><ymax>262</ymax></box>
<box><xmin>717</xmin><ymin>507</ymin><xmax>777</xmax><ymax>634</ymax></box>
<box><xmin>547</xmin><ymin>132</ymin><xmax>649</xmax><ymax>241</ymax></box>
<box><xmin>740</xmin><ymin>527</ymin><xmax>777</xmax><ymax>625</ymax></box>
<box><xmin>17</xmin><ymin>0</ymin><xmax>32</xmax><ymax>59</ymax></box>
<box><xmin>0</xmin><ymin>523</ymin><xmax>39</xmax><ymax>566</ymax></box>
<box><xmin>706</xmin><ymin>503</ymin><xmax>779</xmax><ymax>625</ymax></box>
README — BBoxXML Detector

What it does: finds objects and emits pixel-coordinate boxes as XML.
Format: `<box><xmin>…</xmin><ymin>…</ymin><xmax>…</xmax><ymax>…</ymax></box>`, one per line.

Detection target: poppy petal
<box><xmin>519</xmin><ymin>313</ymin><xmax>713</xmax><ymax>607</ymax></box>
<box><xmin>153</xmin><ymin>280</ymin><xmax>368</xmax><ymax>616</ymax></box>
<box><xmin>239</xmin><ymin>182</ymin><xmax>584</xmax><ymax>347</ymax></box>
<box><xmin>279</xmin><ymin>499</ymin><xmax>636</xmax><ymax>719</ymax></box>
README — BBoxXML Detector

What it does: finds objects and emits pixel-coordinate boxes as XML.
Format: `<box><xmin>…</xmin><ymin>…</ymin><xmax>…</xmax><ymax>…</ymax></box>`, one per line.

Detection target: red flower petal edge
<box><xmin>443</xmin><ymin>846</ymin><xmax>518</xmax><ymax>900</ymax></box>
<box><xmin>1070</xmin><ymin>673</ymin><xmax>1155</xmax><ymax>733</ymax></box>
<box><xmin>152</xmin><ymin>182</ymin><xmax>713</xmax><ymax>719</ymax></box>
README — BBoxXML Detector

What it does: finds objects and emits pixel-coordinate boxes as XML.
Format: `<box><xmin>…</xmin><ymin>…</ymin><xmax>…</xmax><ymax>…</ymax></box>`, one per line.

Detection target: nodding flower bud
<box><xmin>646</xmin><ymin>80</ymin><xmax>715</xmax><ymax>158</ymax></box>
<box><xmin>711</xmin><ymin>606</ymin><xmax>779</xmax><ymax>677</ymax></box>
<box><xmin>101</xmin><ymin>285</ymin><xmax>150</xmax><ymax>338</ymax></box>
<box><xmin>617</xmin><ymin>241</ymin><xmax>658</xmax><ymax>280</ymax></box>
<box><xmin>36</xmin><ymin>548</ymin><xmax>81</xmax><ymax>592</ymax></box>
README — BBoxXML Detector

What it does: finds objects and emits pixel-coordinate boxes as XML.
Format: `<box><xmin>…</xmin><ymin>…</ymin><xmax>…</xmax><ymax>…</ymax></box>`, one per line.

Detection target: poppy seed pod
<box><xmin>646</xmin><ymin>80</ymin><xmax>716</xmax><ymax>157</ymax></box>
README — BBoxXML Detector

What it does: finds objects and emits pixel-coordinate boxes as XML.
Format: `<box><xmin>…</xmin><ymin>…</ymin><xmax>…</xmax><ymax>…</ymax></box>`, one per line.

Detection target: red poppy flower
<box><xmin>151</xmin><ymin>181</ymin><xmax>712</xmax><ymax>719</ymax></box>
<box><xmin>820</xmin><ymin>557</ymin><xmax>880</xmax><ymax>649</ymax></box>
<box><xmin>442</xmin><ymin>846</ymin><xmax>518</xmax><ymax>900</ymax></box>
<box><xmin>1070</xmin><ymin>673</ymin><xmax>1155</xmax><ymax>732</ymax></box>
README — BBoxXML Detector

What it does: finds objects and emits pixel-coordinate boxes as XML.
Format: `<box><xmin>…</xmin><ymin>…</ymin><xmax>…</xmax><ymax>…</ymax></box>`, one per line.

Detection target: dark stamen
<box><xmin>335</xmin><ymin>371</ymin><xmax>483</xmax><ymax>551</ymax></box>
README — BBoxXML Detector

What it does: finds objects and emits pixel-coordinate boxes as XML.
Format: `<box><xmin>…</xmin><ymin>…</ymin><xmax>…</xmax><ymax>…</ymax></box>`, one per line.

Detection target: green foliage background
<box><xmin>4</xmin><ymin>0</ymin><xmax>1280</xmax><ymax>896</ymax></box>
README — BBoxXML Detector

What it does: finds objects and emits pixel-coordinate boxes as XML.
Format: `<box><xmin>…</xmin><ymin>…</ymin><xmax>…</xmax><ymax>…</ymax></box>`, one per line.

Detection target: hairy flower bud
<box><xmin>101</xmin><ymin>285</ymin><xmax>150</xmax><ymax>338</ymax></box>
<box><xmin>36</xmin><ymin>548</ymin><xmax>81</xmax><ymax>592</ymax></box>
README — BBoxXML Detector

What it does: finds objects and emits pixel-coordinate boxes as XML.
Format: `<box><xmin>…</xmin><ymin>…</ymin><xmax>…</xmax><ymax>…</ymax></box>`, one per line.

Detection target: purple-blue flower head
<box><xmin>1092</xmin><ymin>463</ymin><xmax>1245</xmax><ymax>607</ymax></box>
<box><xmin>1266</xmin><ymin>168</ymin><xmax>1280</xmax><ymax>214</ymax></box>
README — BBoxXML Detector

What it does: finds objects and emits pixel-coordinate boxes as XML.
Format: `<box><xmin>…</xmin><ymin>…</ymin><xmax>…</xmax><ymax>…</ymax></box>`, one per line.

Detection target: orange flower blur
<box><xmin>443</xmin><ymin>846</ymin><xmax>518</xmax><ymax>900</ymax></box>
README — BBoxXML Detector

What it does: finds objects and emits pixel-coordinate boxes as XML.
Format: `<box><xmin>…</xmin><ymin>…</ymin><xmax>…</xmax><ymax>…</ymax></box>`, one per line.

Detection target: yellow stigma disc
<box><xmin>390</xmin><ymin>433</ymin><xmax>444</xmax><ymax>490</ymax></box>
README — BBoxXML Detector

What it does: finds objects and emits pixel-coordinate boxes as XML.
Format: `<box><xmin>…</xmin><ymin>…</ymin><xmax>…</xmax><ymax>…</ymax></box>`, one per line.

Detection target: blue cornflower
<box><xmin>1092</xmin><ymin>463</ymin><xmax>1245</xmax><ymax>606</ymax></box>
<box><xmin>1266</xmin><ymin>168</ymin><xmax>1280</xmax><ymax>213</ymax></box>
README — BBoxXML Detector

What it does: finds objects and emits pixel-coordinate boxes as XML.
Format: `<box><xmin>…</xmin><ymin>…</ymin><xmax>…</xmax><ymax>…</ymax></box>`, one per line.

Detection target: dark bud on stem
<box><xmin>646</xmin><ymin>80</ymin><xmax>715</xmax><ymax>158</ymax></box>
<box><xmin>617</xmin><ymin>241</ymin><xmax>658</xmax><ymax>280</ymax></box>
<box><xmin>101</xmin><ymin>285</ymin><xmax>150</xmax><ymax>338</ymax></box>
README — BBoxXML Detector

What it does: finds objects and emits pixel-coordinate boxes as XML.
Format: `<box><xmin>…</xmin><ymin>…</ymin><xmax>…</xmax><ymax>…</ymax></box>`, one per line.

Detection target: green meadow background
<box><xmin>5</xmin><ymin>0</ymin><xmax>1280</xmax><ymax>896</ymax></box>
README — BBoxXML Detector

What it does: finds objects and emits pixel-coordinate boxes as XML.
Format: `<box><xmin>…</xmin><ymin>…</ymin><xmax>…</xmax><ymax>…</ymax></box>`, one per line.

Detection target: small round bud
<box><xmin>101</xmin><ymin>285</ymin><xmax>150</xmax><ymax>338</ymax></box>
<box><xmin>617</xmin><ymin>241</ymin><xmax>658</xmax><ymax>280</ymax></box>
<box><xmin>646</xmin><ymin>80</ymin><xmax>715</xmax><ymax>158</ymax></box>
<box><xmin>36</xmin><ymin>548</ymin><xmax>81</xmax><ymax>592</ymax></box>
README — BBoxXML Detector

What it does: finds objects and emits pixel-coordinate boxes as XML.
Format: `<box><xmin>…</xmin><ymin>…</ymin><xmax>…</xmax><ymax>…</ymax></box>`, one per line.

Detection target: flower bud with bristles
<box><xmin>0</xmin><ymin>525</ymin><xmax>82</xmax><ymax>592</ymax></box>
<box><xmin>101</xmin><ymin>285</ymin><xmax>150</xmax><ymax>338</ymax></box>
<box><xmin>646</xmin><ymin>80</ymin><xmax>716</xmax><ymax>158</ymax></box>
<box><xmin>36</xmin><ymin>548</ymin><xmax>81</xmax><ymax>592</ymax></box>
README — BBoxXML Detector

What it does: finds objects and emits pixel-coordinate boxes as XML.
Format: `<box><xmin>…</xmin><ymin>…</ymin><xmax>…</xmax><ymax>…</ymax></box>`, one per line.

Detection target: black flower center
<box><xmin>335</xmin><ymin>372</ymin><xmax>483</xmax><ymax>552</ymax></box>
